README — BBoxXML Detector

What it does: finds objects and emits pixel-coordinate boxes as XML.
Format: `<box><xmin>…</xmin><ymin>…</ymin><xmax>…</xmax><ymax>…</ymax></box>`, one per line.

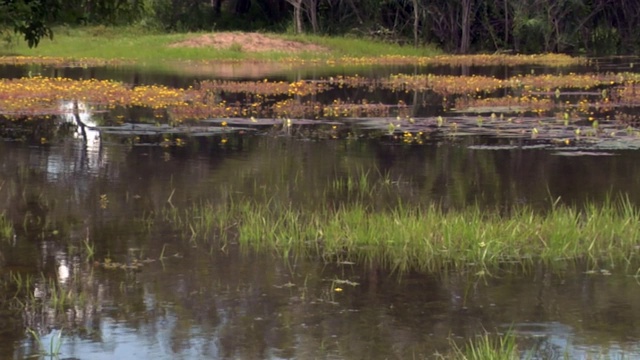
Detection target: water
<box><xmin>2</xmin><ymin>59</ymin><xmax>640</xmax><ymax>359</ymax></box>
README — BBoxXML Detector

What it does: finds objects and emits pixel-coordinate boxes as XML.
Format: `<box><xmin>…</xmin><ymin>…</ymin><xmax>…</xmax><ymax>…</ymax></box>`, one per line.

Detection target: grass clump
<box><xmin>174</xmin><ymin>195</ymin><xmax>640</xmax><ymax>272</ymax></box>
<box><xmin>446</xmin><ymin>331</ymin><xmax>520</xmax><ymax>360</ymax></box>
<box><xmin>0</xmin><ymin>212</ymin><xmax>13</xmax><ymax>240</ymax></box>
<box><xmin>26</xmin><ymin>328</ymin><xmax>63</xmax><ymax>358</ymax></box>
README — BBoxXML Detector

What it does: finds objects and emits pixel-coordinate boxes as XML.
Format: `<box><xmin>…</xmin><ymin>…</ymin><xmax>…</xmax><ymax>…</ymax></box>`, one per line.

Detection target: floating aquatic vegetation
<box><xmin>0</xmin><ymin>72</ymin><xmax>633</xmax><ymax>119</ymax></box>
<box><xmin>330</xmin><ymin>53</ymin><xmax>585</xmax><ymax>67</ymax></box>
<box><xmin>454</xmin><ymin>95</ymin><xmax>555</xmax><ymax>113</ymax></box>
<box><xmin>0</xmin><ymin>76</ymin><xmax>189</xmax><ymax>117</ymax></box>
<box><xmin>379</xmin><ymin>72</ymin><xmax>631</xmax><ymax>96</ymax></box>
<box><xmin>195</xmin><ymin>79</ymin><xmax>329</xmax><ymax>96</ymax></box>
<box><xmin>614</xmin><ymin>82</ymin><xmax>640</xmax><ymax>104</ymax></box>
<box><xmin>0</xmin><ymin>55</ymin><xmax>131</xmax><ymax>67</ymax></box>
<box><xmin>0</xmin><ymin>53</ymin><xmax>585</xmax><ymax>68</ymax></box>
<box><xmin>1</xmin><ymin>68</ymin><xmax>640</xmax><ymax>150</ymax></box>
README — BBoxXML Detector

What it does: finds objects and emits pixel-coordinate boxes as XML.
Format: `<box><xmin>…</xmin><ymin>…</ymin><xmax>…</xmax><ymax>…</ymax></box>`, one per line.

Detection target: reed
<box><xmin>26</xmin><ymin>328</ymin><xmax>63</xmax><ymax>358</ymax></box>
<box><xmin>42</xmin><ymin>275</ymin><xmax>75</xmax><ymax>311</ymax></box>
<box><xmin>10</xmin><ymin>272</ymin><xmax>34</xmax><ymax>298</ymax></box>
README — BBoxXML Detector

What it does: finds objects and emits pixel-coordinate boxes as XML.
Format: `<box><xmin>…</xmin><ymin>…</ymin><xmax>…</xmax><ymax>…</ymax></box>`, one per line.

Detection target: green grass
<box><xmin>27</xmin><ymin>328</ymin><xmax>63</xmax><ymax>358</ymax></box>
<box><xmin>445</xmin><ymin>331</ymin><xmax>520</xmax><ymax>360</ymax></box>
<box><xmin>281</xmin><ymin>33</ymin><xmax>440</xmax><ymax>58</ymax></box>
<box><xmin>0</xmin><ymin>25</ymin><xmax>440</xmax><ymax>62</ymax></box>
<box><xmin>0</xmin><ymin>212</ymin><xmax>12</xmax><ymax>240</ymax></box>
<box><xmin>170</xmin><ymin>195</ymin><xmax>640</xmax><ymax>272</ymax></box>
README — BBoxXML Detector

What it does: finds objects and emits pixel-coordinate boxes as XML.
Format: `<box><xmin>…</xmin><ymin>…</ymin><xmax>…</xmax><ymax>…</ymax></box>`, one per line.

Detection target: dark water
<box><xmin>2</xmin><ymin>60</ymin><xmax>640</xmax><ymax>359</ymax></box>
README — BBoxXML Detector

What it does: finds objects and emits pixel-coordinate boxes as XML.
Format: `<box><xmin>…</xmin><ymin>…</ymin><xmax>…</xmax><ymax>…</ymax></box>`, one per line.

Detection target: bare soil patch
<box><xmin>169</xmin><ymin>32</ymin><xmax>329</xmax><ymax>53</ymax></box>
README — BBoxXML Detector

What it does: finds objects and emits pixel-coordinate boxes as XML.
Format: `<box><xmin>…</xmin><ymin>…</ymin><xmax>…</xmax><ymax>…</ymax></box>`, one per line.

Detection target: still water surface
<box><xmin>1</xmin><ymin>60</ymin><xmax>640</xmax><ymax>359</ymax></box>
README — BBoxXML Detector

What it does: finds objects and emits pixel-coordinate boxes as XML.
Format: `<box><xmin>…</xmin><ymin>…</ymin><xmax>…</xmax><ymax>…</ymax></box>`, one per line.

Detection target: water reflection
<box><xmin>3</xmin><ymin>57</ymin><xmax>639</xmax><ymax>86</ymax></box>
<box><xmin>52</xmin><ymin>100</ymin><xmax>105</xmax><ymax>179</ymax></box>
<box><xmin>3</xmin><ymin>59</ymin><xmax>640</xmax><ymax>358</ymax></box>
<box><xmin>1</xmin><ymin>134</ymin><xmax>640</xmax><ymax>358</ymax></box>
<box><xmin>6</xmin><ymin>248</ymin><xmax>640</xmax><ymax>359</ymax></box>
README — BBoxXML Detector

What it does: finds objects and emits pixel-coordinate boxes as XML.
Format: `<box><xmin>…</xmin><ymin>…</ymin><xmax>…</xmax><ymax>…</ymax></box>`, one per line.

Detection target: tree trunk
<box><xmin>504</xmin><ymin>0</ymin><xmax>509</xmax><ymax>46</ymax></box>
<box><xmin>287</xmin><ymin>0</ymin><xmax>303</xmax><ymax>33</ymax></box>
<box><xmin>307</xmin><ymin>0</ymin><xmax>318</xmax><ymax>34</ymax></box>
<box><xmin>412</xmin><ymin>0</ymin><xmax>419</xmax><ymax>47</ymax></box>
<box><xmin>460</xmin><ymin>0</ymin><xmax>473</xmax><ymax>53</ymax></box>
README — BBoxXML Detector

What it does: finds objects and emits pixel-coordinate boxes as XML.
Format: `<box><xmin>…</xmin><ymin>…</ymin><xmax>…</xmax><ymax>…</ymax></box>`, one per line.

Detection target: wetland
<box><xmin>2</xmin><ymin>52</ymin><xmax>640</xmax><ymax>359</ymax></box>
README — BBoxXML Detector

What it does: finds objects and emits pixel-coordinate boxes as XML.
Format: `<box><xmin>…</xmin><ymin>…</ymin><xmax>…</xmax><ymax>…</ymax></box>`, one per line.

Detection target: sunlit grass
<box><xmin>3</xmin><ymin>26</ymin><xmax>208</xmax><ymax>61</ymax></box>
<box><xmin>281</xmin><ymin>33</ymin><xmax>440</xmax><ymax>58</ymax></box>
<box><xmin>171</xmin><ymin>195</ymin><xmax>640</xmax><ymax>272</ymax></box>
<box><xmin>0</xmin><ymin>26</ymin><xmax>586</xmax><ymax>67</ymax></box>
<box><xmin>1</xmin><ymin>26</ymin><xmax>439</xmax><ymax>62</ymax></box>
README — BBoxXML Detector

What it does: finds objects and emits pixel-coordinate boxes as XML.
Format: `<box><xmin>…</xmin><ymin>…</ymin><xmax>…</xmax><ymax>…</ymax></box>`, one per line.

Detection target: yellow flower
<box><xmin>334</xmin><ymin>287</ymin><xmax>343</xmax><ymax>292</ymax></box>
<box><xmin>221</xmin><ymin>121</ymin><xmax>228</xmax><ymax>127</ymax></box>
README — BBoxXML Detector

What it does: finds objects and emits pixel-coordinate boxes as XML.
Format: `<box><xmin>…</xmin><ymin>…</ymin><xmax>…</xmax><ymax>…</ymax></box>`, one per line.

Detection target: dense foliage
<box><xmin>2</xmin><ymin>0</ymin><xmax>639</xmax><ymax>54</ymax></box>
<box><xmin>0</xmin><ymin>0</ymin><xmax>60</xmax><ymax>47</ymax></box>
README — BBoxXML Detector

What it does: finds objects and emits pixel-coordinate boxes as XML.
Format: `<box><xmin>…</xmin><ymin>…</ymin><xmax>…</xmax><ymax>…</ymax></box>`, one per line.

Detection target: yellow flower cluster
<box><xmin>333</xmin><ymin>53</ymin><xmax>585</xmax><ymax>67</ymax></box>
<box><xmin>0</xmin><ymin>76</ymin><xmax>187</xmax><ymax>116</ymax></box>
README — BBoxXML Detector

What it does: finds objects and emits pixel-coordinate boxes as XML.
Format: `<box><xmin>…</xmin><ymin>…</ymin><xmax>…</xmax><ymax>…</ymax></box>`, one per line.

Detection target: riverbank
<box><xmin>0</xmin><ymin>26</ymin><xmax>438</xmax><ymax>61</ymax></box>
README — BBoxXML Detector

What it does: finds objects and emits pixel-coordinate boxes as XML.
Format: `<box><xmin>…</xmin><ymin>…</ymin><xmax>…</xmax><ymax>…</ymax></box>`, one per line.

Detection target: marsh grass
<box><xmin>47</xmin><ymin>277</ymin><xmax>75</xmax><ymax>311</ymax></box>
<box><xmin>170</xmin><ymin>194</ymin><xmax>640</xmax><ymax>272</ymax></box>
<box><xmin>26</xmin><ymin>328</ymin><xmax>63</xmax><ymax>358</ymax></box>
<box><xmin>8</xmin><ymin>272</ymin><xmax>77</xmax><ymax>312</ymax></box>
<box><xmin>82</xmin><ymin>238</ymin><xmax>95</xmax><ymax>261</ymax></box>
<box><xmin>446</xmin><ymin>331</ymin><xmax>520</xmax><ymax>360</ymax></box>
<box><xmin>0</xmin><ymin>212</ymin><xmax>12</xmax><ymax>240</ymax></box>
<box><xmin>10</xmin><ymin>272</ymin><xmax>34</xmax><ymax>298</ymax></box>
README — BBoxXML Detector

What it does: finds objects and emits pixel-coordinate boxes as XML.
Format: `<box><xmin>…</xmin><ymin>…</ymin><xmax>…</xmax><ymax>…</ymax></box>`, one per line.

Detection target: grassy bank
<box><xmin>169</xmin><ymin>195</ymin><xmax>640</xmax><ymax>272</ymax></box>
<box><xmin>0</xmin><ymin>26</ymin><xmax>439</xmax><ymax>62</ymax></box>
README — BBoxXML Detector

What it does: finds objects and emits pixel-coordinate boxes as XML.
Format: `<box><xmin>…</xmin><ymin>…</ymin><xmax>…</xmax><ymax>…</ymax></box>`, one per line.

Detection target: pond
<box><xmin>2</xmin><ymin>56</ymin><xmax>640</xmax><ymax>359</ymax></box>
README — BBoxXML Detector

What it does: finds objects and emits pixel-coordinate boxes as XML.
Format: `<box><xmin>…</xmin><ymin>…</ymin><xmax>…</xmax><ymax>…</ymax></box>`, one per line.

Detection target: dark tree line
<box><xmin>2</xmin><ymin>0</ymin><xmax>640</xmax><ymax>54</ymax></box>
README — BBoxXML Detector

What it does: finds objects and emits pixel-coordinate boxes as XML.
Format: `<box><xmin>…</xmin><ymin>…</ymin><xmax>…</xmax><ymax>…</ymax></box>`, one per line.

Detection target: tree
<box><xmin>286</xmin><ymin>0</ymin><xmax>303</xmax><ymax>33</ymax></box>
<box><xmin>286</xmin><ymin>0</ymin><xmax>318</xmax><ymax>34</ymax></box>
<box><xmin>58</xmin><ymin>0</ymin><xmax>146</xmax><ymax>25</ymax></box>
<box><xmin>0</xmin><ymin>0</ymin><xmax>60</xmax><ymax>47</ymax></box>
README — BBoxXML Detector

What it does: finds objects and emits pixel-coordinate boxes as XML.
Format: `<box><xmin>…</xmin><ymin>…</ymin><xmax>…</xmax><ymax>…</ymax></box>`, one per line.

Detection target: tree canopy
<box><xmin>1</xmin><ymin>0</ymin><xmax>61</xmax><ymax>47</ymax></box>
<box><xmin>2</xmin><ymin>0</ymin><xmax>640</xmax><ymax>55</ymax></box>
